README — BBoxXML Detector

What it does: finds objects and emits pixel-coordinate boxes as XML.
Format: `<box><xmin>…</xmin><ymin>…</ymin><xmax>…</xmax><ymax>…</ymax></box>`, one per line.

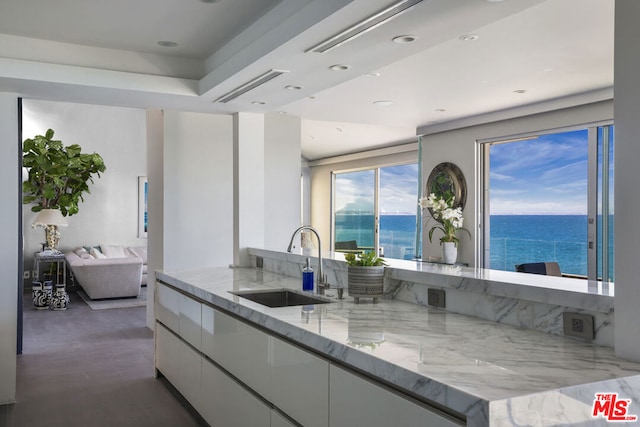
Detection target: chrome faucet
<box><xmin>286</xmin><ymin>225</ymin><xmax>328</xmax><ymax>295</ymax></box>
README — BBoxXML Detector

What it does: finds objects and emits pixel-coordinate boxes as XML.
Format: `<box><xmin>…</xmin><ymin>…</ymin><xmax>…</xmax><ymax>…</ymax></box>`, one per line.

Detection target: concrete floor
<box><xmin>1</xmin><ymin>289</ymin><xmax>206</xmax><ymax>427</ymax></box>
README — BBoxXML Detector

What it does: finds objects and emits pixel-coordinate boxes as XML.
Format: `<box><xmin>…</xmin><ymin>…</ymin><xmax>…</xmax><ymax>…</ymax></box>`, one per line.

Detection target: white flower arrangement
<box><xmin>419</xmin><ymin>193</ymin><xmax>470</xmax><ymax>245</ymax></box>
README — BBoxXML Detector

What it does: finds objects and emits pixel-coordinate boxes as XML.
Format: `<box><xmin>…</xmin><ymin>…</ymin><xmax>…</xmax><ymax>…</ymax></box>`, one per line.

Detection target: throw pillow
<box><xmin>101</xmin><ymin>244</ymin><xmax>127</xmax><ymax>258</ymax></box>
<box><xmin>80</xmin><ymin>253</ymin><xmax>94</xmax><ymax>260</ymax></box>
<box><xmin>90</xmin><ymin>247</ymin><xmax>107</xmax><ymax>259</ymax></box>
<box><xmin>127</xmin><ymin>246</ymin><xmax>147</xmax><ymax>264</ymax></box>
<box><xmin>74</xmin><ymin>247</ymin><xmax>88</xmax><ymax>257</ymax></box>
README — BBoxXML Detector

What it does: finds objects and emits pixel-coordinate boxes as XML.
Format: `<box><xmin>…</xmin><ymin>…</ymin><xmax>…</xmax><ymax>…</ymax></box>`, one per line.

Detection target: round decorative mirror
<box><xmin>425</xmin><ymin>162</ymin><xmax>467</xmax><ymax>215</ymax></box>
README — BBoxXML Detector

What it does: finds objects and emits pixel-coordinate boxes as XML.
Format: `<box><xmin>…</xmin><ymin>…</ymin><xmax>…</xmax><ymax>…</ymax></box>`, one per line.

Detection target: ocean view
<box><xmin>335</xmin><ymin>214</ymin><xmax>614</xmax><ymax>280</ymax></box>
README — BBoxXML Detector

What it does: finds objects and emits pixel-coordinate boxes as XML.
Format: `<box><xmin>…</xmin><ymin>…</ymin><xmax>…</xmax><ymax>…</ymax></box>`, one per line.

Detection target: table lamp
<box><xmin>32</xmin><ymin>209</ymin><xmax>68</xmax><ymax>252</ymax></box>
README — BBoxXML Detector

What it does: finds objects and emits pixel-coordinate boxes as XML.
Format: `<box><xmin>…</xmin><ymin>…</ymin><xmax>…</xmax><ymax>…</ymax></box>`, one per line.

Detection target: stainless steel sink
<box><xmin>230</xmin><ymin>289</ymin><xmax>331</xmax><ymax>308</ymax></box>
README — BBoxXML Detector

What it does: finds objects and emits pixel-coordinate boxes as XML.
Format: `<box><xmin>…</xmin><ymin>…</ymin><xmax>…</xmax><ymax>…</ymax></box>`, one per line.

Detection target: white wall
<box><xmin>233</xmin><ymin>113</ymin><xmax>265</xmax><ymax>267</ymax></box>
<box><xmin>0</xmin><ymin>93</ymin><xmax>19</xmax><ymax>404</ymax></box>
<box><xmin>613</xmin><ymin>0</ymin><xmax>640</xmax><ymax>361</ymax></box>
<box><xmin>264</xmin><ymin>113</ymin><xmax>302</xmax><ymax>249</ymax></box>
<box><xmin>421</xmin><ymin>100</ymin><xmax>613</xmax><ymax>266</ymax></box>
<box><xmin>22</xmin><ymin>100</ymin><xmax>147</xmax><ymax>274</ymax></box>
<box><xmin>163</xmin><ymin>111</ymin><xmax>234</xmax><ymax>271</ymax></box>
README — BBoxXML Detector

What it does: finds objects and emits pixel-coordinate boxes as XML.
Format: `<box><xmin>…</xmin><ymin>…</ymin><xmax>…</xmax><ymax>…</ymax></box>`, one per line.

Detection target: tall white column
<box><xmin>233</xmin><ymin>113</ymin><xmax>265</xmax><ymax>267</ymax></box>
<box><xmin>0</xmin><ymin>93</ymin><xmax>19</xmax><ymax>404</ymax></box>
<box><xmin>614</xmin><ymin>0</ymin><xmax>640</xmax><ymax>361</ymax></box>
<box><xmin>146</xmin><ymin>109</ymin><xmax>164</xmax><ymax>329</ymax></box>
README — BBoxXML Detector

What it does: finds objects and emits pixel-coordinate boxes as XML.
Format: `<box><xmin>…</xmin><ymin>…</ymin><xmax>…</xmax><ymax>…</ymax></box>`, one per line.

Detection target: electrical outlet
<box><xmin>23</xmin><ymin>271</ymin><xmax>30</xmax><ymax>279</ymax></box>
<box><xmin>563</xmin><ymin>312</ymin><xmax>594</xmax><ymax>340</ymax></box>
<box><xmin>427</xmin><ymin>288</ymin><xmax>446</xmax><ymax>308</ymax></box>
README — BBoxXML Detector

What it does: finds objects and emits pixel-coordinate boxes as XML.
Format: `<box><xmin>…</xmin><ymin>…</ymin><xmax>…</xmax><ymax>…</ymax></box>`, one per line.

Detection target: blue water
<box><xmin>335</xmin><ymin>214</ymin><xmax>417</xmax><ymax>260</ymax></box>
<box><xmin>335</xmin><ymin>214</ymin><xmax>614</xmax><ymax>280</ymax></box>
<box><xmin>490</xmin><ymin>215</ymin><xmax>614</xmax><ymax>280</ymax></box>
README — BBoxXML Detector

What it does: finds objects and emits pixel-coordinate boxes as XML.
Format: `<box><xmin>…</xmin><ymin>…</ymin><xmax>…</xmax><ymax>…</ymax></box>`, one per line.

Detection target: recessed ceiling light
<box><xmin>543</xmin><ymin>68</ymin><xmax>553</xmax><ymax>72</ymax></box>
<box><xmin>513</xmin><ymin>89</ymin><xmax>527</xmax><ymax>94</ymax></box>
<box><xmin>277</xmin><ymin>111</ymin><xmax>287</xmax><ymax>115</ymax></box>
<box><xmin>307</xmin><ymin>96</ymin><xmax>316</xmax><ymax>100</ymax></box>
<box><xmin>336</xmin><ymin>128</ymin><xmax>343</xmax><ymax>132</ymax></box>
<box><xmin>373</xmin><ymin>100</ymin><xmax>394</xmax><ymax>107</ymax></box>
<box><xmin>310</xmin><ymin>135</ymin><xmax>317</xmax><ymax>140</ymax></box>
<box><xmin>329</xmin><ymin>64</ymin><xmax>351</xmax><ymax>71</ymax></box>
<box><xmin>392</xmin><ymin>35</ymin><xmax>417</xmax><ymax>44</ymax></box>
<box><xmin>366</xmin><ymin>72</ymin><xmax>381</xmax><ymax>77</ymax></box>
<box><xmin>459</xmin><ymin>34</ymin><xmax>479</xmax><ymax>42</ymax></box>
<box><xmin>251</xmin><ymin>101</ymin><xmax>265</xmax><ymax>105</ymax></box>
<box><xmin>435</xmin><ymin>108</ymin><xmax>446</xmax><ymax>112</ymax></box>
<box><xmin>157</xmin><ymin>40</ymin><xmax>178</xmax><ymax>48</ymax></box>
<box><xmin>285</xmin><ymin>85</ymin><xmax>303</xmax><ymax>90</ymax></box>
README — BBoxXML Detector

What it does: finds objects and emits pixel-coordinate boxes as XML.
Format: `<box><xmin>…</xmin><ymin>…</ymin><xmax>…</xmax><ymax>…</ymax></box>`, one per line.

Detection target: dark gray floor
<box><xmin>1</xmin><ymin>289</ymin><xmax>206</xmax><ymax>427</ymax></box>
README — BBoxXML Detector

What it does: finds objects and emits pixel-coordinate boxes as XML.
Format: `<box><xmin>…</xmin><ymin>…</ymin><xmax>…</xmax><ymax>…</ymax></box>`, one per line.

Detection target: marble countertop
<box><xmin>251</xmin><ymin>247</ymin><xmax>615</xmax><ymax>314</ymax></box>
<box><xmin>156</xmin><ymin>266</ymin><xmax>640</xmax><ymax>426</ymax></box>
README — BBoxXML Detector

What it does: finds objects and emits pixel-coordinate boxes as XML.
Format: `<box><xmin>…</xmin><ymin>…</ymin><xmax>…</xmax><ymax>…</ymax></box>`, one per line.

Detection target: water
<box><xmin>335</xmin><ymin>214</ymin><xmax>418</xmax><ymax>260</ymax></box>
<box><xmin>490</xmin><ymin>215</ymin><xmax>614</xmax><ymax>280</ymax></box>
<box><xmin>335</xmin><ymin>214</ymin><xmax>614</xmax><ymax>280</ymax></box>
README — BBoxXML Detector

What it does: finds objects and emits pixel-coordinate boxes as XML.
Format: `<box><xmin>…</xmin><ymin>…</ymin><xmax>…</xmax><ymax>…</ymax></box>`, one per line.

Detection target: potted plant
<box><xmin>419</xmin><ymin>193</ymin><xmax>470</xmax><ymax>264</ymax></box>
<box><xmin>23</xmin><ymin>129</ymin><xmax>106</xmax><ymax>249</ymax></box>
<box><xmin>344</xmin><ymin>251</ymin><xmax>387</xmax><ymax>303</ymax></box>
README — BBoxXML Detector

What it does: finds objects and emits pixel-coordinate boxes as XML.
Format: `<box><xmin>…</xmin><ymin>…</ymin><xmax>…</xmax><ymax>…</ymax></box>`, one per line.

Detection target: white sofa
<box><xmin>65</xmin><ymin>245</ymin><xmax>147</xmax><ymax>300</ymax></box>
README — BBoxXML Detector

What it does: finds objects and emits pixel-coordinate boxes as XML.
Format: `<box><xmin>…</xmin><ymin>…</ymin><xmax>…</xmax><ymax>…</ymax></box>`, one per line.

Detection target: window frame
<box><xmin>330</xmin><ymin>160</ymin><xmax>420</xmax><ymax>259</ymax></box>
<box><xmin>477</xmin><ymin>120</ymin><xmax>614</xmax><ymax>281</ymax></box>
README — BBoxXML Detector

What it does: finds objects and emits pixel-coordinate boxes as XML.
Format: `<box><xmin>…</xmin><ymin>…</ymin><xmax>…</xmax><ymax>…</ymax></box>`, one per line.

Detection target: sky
<box><xmin>335</xmin><ymin>164</ymin><xmax>419</xmax><ymax>215</ymax></box>
<box><xmin>490</xmin><ymin>129</ymin><xmax>590</xmax><ymax>215</ymax></box>
<box><xmin>334</xmin><ymin>128</ymin><xmax>612</xmax><ymax>217</ymax></box>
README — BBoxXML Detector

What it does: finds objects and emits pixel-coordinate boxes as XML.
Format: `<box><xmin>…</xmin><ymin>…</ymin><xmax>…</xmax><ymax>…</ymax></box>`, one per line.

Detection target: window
<box><xmin>481</xmin><ymin>124</ymin><xmax>614</xmax><ymax>281</ymax></box>
<box><xmin>332</xmin><ymin>163</ymin><xmax>420</xmax><ymax>260</ymax></box>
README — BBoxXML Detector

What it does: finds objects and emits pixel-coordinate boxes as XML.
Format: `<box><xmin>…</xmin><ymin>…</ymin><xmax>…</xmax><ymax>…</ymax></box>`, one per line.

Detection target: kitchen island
<box><xmin>155</xmin><ymin>266</ymin><xmax>640</xmax><ymax>426</ymax></box>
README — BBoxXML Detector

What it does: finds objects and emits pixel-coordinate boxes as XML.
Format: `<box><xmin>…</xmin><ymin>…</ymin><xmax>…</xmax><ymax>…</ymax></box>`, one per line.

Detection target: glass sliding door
<box><xmin>333</xmin><ymin>162</ymin><xmax>420</xmax><ymax>260</ymax></box>
<box><xmin>334</xmin><ymin>170</ymin><xmax>376</xmax><ymax>253</ymax></box>
<box><xmin>481</xmin><ymin>123</ymin><xmax>614</xmax><ymax>282</ymax></box>
<box><xmin>379</xmin><ymin>164</ymin><xmax>419</xmax><ymax>260</ymax></box>
<box><xmin>597</xmin><ymin>125</ymin><xmax>615</xmax><ymax>281</ymax></box>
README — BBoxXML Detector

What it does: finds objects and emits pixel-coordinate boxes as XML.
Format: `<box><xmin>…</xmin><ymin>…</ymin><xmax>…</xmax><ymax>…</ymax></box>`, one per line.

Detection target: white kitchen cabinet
<box><xmin>156</xmin><ymin>283</ymin><xmax>181</xmax><ymax>332</ymax></box>
<box><xmin>271</xmin><ymin>410</ymin><xmax>297</xmax><ymax>427</ymax></box>
<box><xmin>270</xmin><ymin>336</ymin><xmax>329</xmax><ymax>427</ymax></box>
<box><xmin>156</xmin><ymin>283</ymin><xmax>202</xmax><ymax>350</ymax></box>
<box><xmin>329</xmin><ymin>365</ymin><xmax>462</xmax><ymax>427</ymax></box>
<box><xmin>155</xmin><ymin>322</ymin><xmax>181</xmax><ymax>386</ymax></box>
<box><xmin>201</xmin><ymin>357</ymin><xmax>270</xmax><ymax>427</ymax></box>
<box><xmin>201</xmin><ymin>304</ymin><xmax>271</xmax><ymax>400</ymax></box>
<box><xmin>179</xmin><ymin>294</ymin><xmax>202</xmax><ymax>350</ymax></box>
<box><xmin>156</xmin><ymin>323</ymin><xmax>203</xmax><ymax>413</ymax></box>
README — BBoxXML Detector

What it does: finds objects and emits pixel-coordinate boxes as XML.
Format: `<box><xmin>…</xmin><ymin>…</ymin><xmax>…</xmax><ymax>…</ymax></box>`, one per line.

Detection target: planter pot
<box><xmin>32</xmin><ymin>280</ymin><xmax>53</xmax><ymax>309</ymax></box>
<box><xmin>442</xmin><ymin>242</ymin><xmax>457</xmax><ymax>265</ymax></box>
<box><xmin>50</xmin><ymin>284</ymin><xmax>70</xmax><ymax>311</ymax></box>
<box><xmin>347</xmin><ymin>265</ymin><xmax>385</xmax><ymax>303</ymax></box>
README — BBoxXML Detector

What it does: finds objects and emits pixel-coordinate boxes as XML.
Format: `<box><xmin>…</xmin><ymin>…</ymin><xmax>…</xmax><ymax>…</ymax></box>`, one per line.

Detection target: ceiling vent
<box><xmin>306</xmin><ymin>0</ymin><xmax>424</xmax><ymax>53</ymax></box>
<box><xmin>214</xmin><ymin>69</ymin><xmax>289</xmax><ymax>103</ymax></box>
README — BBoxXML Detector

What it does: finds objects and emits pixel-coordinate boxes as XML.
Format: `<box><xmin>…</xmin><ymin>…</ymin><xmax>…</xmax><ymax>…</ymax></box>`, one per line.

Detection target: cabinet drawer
<box><xmin>179</xmin><ymin>294</ymin><xmax>202</xmax><ymax>350</ymax></box>
<box><xmin>270</xmin><ymin>336</ymin><xmax>329</xmax><ymax>427</ymax></box>
<box><xmin>329</xmin><ymin>365</ymin><xmax>462</xmax><ymax>427</ymax></box>
<box><xmin>201</xmin><ymin>305</ymin><xmax>271</xmax><ymax>400</ymax></box>
<box><xmin>156</xmin><ymin>283</ymin><xmax>180</xmax><ymax>332</ymax></box>
<box><xmin>201</xmin><ymin>357</ymin><xmax>270</xmax><ymax>427</ymax></box>
<box><xmin>156</xmin><ymin>322</ymin><xmax>203</xmax><ymax>413</ymax></box>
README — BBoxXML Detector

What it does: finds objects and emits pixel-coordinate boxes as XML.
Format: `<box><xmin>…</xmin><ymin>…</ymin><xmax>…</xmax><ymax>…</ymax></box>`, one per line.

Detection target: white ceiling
<box><xmin>0</xmin><ymin>0</ymin><xmax>614</xmax><ymax>160</ymax></box>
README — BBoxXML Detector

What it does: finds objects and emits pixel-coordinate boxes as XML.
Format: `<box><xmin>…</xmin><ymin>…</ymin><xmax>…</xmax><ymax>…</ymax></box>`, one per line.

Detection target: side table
<box><xmin>33</xmin><ymin>251</ymin><xmax>67</xmax><ymax>287</ymax></box>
